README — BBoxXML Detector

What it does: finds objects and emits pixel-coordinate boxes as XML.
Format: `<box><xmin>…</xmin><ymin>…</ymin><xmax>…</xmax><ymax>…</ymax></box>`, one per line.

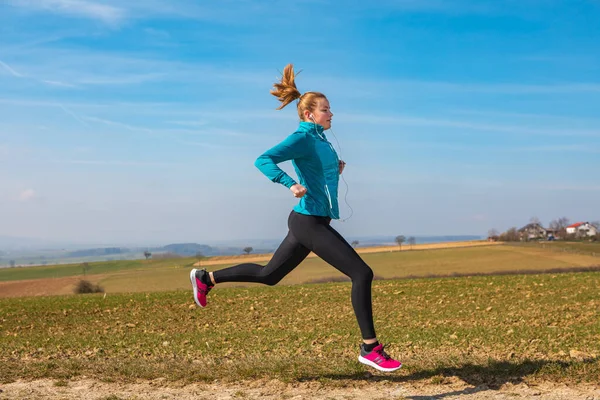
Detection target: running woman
<box><xmin>190</xmin><ymin>64</ymin><xmax>401</xmax><ymax>372</ymax></box>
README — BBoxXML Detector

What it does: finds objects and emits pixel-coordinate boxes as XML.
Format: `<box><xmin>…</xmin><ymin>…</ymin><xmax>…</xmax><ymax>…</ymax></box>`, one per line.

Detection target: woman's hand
<box><xmin>339</xmin><ymin>160</ymin><xmax>346</xmax><ymax>174</ymax></box>
<box><xmin>290</xmin><ymin>184</ymin><xmax>307</xmax><ymax>198</ymax></box>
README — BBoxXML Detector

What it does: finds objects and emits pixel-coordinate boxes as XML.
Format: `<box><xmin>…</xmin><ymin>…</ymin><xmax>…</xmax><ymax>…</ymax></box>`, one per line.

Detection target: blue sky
<box><xmin>1</xmin><ymin>0</ymin><xmax>599</xmax><ymax>246</ymax></box>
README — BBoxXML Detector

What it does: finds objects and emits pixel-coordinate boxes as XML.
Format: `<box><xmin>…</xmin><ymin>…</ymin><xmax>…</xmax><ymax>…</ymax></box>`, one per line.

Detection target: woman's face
<box><xmin>308</xmin><ymin>98</ymin><xmax>333</xmax><ymax>130</ymax></box>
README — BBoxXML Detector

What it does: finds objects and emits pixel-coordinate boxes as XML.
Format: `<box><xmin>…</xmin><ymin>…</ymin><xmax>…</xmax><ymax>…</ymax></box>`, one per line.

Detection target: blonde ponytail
<box><xmin>271</xmin><ymin>64</ymin><xmax>327</xmax><ymax>121</ymax></box>
<box><xmin>270</xmin><ymin>64</ymin><xmax>302</xmax><ymax>110</ymax></box>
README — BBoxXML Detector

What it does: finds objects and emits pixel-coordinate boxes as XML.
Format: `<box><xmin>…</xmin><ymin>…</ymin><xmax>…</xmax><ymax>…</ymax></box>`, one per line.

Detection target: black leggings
<box><xmin>212</xmin><ymin>211</ymin><xmax>376</xmax><ymax>340</ymax></box>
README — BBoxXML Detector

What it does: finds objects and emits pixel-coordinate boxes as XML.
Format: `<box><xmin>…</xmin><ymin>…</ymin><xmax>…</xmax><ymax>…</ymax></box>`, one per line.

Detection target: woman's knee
<box><xmin>352</xmin><ymin>264</ymin><xmax>374</xmax><ymax>283</ymax></box>
<box><xmin>261</xmin><ymin>271</ymin><xmax>282</xmax><ymax>286</ymax></box>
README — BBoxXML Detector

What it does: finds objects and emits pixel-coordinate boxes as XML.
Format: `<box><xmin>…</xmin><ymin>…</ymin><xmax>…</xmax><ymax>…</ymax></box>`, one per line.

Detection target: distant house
<box><xmin>566</xmin><ymin>222</ymin><xmax>598</xmax><ymax>237</ymax></box>
<box><xmin>518</xmin><ymin>223</ymin><xmax>547</xmax><ymax>240</ymax></box>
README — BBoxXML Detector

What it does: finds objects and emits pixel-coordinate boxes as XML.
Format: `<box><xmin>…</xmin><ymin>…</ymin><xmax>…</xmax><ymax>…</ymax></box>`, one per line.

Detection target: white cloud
<box><xmin>8</xmin><ymin>0</ymin><xmax>125</xmax><ymax>25</ymax></box>
<box><xmin>19</xmin><ymin>189</ymin><xmax>36</xmax><ymax>201</ymax></box>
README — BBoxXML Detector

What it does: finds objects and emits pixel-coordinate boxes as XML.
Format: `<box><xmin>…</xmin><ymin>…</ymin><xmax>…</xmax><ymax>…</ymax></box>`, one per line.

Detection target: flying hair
<box><xmin>270</xmin><ymin>64</ymin><xmax>353</xmax><ymax>222</ymax></box>
<box><xmin>271</xmin><ymin>63</ymin><xmax>326</xmax><ymax>121</ymax></box>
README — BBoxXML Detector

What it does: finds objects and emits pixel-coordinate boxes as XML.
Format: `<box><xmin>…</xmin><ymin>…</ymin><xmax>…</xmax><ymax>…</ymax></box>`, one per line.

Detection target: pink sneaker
<box><xmin>358</xmin><ymin>344</ymin><xmax>402</xmax><ymax>372</ymax></box>
<box><xmin>190</xmin><ymin>268</ymin><xmax>214</xmax><ymax>308</ymax></box>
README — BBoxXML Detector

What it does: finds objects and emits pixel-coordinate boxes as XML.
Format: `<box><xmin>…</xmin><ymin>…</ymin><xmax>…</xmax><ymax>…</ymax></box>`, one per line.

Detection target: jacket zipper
<box><xmin>324</xmin><ymin>184</ymin><xmax>333</xmax><ymax>210</ymax></box>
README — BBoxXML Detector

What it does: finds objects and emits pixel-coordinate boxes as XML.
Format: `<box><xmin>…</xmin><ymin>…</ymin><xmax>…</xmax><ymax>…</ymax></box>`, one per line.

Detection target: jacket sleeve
<box><xmin>254</xmin><ymin>132</ymin><xmax>309</xmax><ymax>188</ymax></box>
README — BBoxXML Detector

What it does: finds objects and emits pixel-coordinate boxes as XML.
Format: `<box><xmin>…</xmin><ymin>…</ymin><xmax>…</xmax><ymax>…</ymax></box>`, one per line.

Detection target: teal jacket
<box><xmin>254</xmin><ymin>121</ymin><xmax>340</xmax><ymax>219</ymax></box>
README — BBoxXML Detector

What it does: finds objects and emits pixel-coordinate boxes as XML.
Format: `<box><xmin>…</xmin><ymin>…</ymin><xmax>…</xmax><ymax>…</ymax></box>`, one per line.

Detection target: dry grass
<box><xmin>1</xmin><ymin>271</ymin><xmax>599</xmax><ymax>385</ymax></box>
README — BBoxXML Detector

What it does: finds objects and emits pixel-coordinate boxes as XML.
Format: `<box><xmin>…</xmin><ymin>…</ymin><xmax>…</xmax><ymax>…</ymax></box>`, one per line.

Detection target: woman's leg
<box><xmin>212</xmin><ymin>212</ymin><xmax>311</xmax><ymax>285</ymax></box>
<box><xmin>288</xmin><ymin>212</ymin><xmax>376</xmax><ymax>340</ymax></box>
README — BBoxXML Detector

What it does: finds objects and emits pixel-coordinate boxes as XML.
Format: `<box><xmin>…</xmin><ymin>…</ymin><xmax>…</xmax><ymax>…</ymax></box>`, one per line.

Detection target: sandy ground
<box><xmin>196</xmin><ymin>241</ymin><xmax>502</xmax><ymax>267</ymax></box>
<box><xmin>1</xmin><ymin>377</ymin><xmax>599</xmax><ymax>400</ymax></box>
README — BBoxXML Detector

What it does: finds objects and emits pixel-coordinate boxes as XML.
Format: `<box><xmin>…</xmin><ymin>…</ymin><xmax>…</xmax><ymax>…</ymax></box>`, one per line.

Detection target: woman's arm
<box><xmin>254</xmin><ymin>133</ymin><xmax>309</xmax><ymax>188</ymax></box>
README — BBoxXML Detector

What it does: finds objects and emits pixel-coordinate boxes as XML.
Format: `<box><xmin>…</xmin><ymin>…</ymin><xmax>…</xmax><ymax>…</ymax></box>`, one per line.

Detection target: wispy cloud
<box><xmin>42</xmin><ymin>80</ymin><xmax>78</xmax><ymax>88</ymax></box>
<box><xmin>8</xmin><ymin>0</ymin><xmax>125</xmax><ymax>25</ymax></box>
<box><xmin>54</xmin><ymin>159</ymin><xmax>180</xmax><ymax>167</ymax></box>
<box><xmin>512</xmin><ymin>145</ymin><xmax>600</xmax><ymax>153</ymax></box>
<box><xmin>317</xmin><ymin>74</ymin><xmax>600</xmax><ymax>97</ymax></box>
<box><xmin>0</xmin><ymin>60</ymin><xmax>24</xmax><ymax>77</ymax></box>
<box><xmin>18</xmin><ymin>189</ymin><xmax>36</xmax><ymax>202</ymax></box>
<box><xmin>59</xmin><ymin>104</ymin><xmax>90</xmax><ymax>127</ymax></box>
<box><xmin>454</xmin><ymin>82</ymin><xmax>600</xmax><ymax>94</ymax></box>
<box><xmin>177</xmin><ymin>140</ymin><xmax>228</xmax><ymax>149</ymax></box>
<box><xmin>338</xmin><ymin>112</ymin><xmax>600</xmax><ymax>137</ymax></box>
<box><xmin>82</xmin><ymin>116</ymin><xmax>153</xmax><ymax>133</ymax></box>
<box><xmin>78</xmin><ymin>73</ymin><xmax>166</xmax><ymax>85</ymax></box>
<box><xmin>402</xmin><ymin>142</ymin><xmax>600</xmax><ymax>154</ymax></box>
<box><xmin>1</xmin><ymin>58</ymin><xmax>79</xmax><ymax>89</ymax></box>
<box><xmin>450</xmin><ymin>109</ymin><xmax>600</xmax><ymax>125</ymax></box>
<box><xmin>167</xmin><ymin>120</ymin><xmax>208</xmax><ymax>128</ymax></box>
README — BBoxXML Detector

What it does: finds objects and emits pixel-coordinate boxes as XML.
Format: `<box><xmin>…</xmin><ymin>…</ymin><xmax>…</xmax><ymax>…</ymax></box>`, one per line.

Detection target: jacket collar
<box><xmin>298</xmin><ymin>121</ymin><xmax>327</xmax><ymax>140</ymax></box>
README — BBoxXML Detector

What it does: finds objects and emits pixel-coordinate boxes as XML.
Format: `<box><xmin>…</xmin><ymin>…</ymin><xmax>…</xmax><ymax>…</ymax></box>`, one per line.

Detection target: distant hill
<box><xmin>67</xmin><ymin>248</ymin><xmax>128</xmax><ymax>257</ymax></box>
<box><xmin>159</xmin><ymin>243</ymin><xmax>215</xmax><ymax>256</ymax></box>
<box><xmin>1</xmin><ymin>235</ymin><xmax>485</xmax><ymax>267</ymax></box>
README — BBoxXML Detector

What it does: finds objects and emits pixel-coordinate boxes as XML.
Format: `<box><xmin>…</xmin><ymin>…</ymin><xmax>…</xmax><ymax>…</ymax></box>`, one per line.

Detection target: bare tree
<box><xmin>81</xmin><ymin>262</ymin><xmax>91</xmax><ymax>276</ymax></box>
<box><xmin>488</xmin><ymin>228</ymin><xmax>499</xmax><ymax>238</ymax></box>
<box><xmin>243</xmin><ymin>247</ymin><xmax>253</xmax><ymax>255</ymax></box>
<box><xmin>549</xmin><ymin>217</ymin><xmax>570</xmax><ymax>239</ymax></box>
<box><xmin>499</xmin><ymin>227</ymin><xmax>520</xmax><ymax>242</ymax></box>
<box><xmin>530</xmin><ymin>216</ymin><xmax>542</xmax><ymax>226</ymax></box>
<box><xmin>591</xmin><ymin>221</ymin><xmax>600</xmax><ymax>229</ymax></box>
<box><xmin>351</xmin><ymin>240</ymin><xmax>359</xmax><ymax>248</ymax></box>
<box><xmin>395</xmin><ymin>235</ymin><xmax>406</xmax><ymax>250</ymax></box>
<box><xmin>143</xmin><ymin>251</ymin><xmax>152</xmax><ymax>260</ymax></box>
<box><xmin>9</xmin><ymin>260</ymin><xmax>15</xmax><ymax>268</ymax></box>
<box><xmin>407</xmin><ymin>236</ymin><xmax>416</xmax><ymax>249</ymax></box>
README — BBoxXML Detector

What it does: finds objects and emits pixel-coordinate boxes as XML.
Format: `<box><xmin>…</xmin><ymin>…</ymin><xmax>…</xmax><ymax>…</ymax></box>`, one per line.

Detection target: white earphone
<box><xmin>307</xmin><ymin>111</ymin><xmax>353</xmax><ymax>222</ymax></box>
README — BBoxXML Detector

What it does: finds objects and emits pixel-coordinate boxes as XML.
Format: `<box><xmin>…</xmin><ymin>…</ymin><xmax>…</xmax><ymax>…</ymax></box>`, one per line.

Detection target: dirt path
<box><xmin>1</xmin><ymin>378</ymin><xmax>598</xmax><ymax>399</ymax></box>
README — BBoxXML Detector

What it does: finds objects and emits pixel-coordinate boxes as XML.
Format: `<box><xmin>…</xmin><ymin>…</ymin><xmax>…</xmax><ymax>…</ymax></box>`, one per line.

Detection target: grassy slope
<box><xmin>1</xmin><ymin>244</ymin><xmax>599</xmax><ymax>298</ymax></box>
<box><xmin>96</xmin><ymin>244</ymin><xmax>600</xmax><ymax>293</ymax></box>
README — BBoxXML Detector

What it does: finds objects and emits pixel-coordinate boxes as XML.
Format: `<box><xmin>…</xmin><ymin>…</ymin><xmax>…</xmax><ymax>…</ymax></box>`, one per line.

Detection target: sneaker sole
<box><xmin>358</xmin><ymin>355</ymin><xmax>402</xmax><ymax>372</ymax></box>
<box><xmin>189</xmin><ymin>269</ymin><xmax>205</xmax><ymax>308</ymax></box>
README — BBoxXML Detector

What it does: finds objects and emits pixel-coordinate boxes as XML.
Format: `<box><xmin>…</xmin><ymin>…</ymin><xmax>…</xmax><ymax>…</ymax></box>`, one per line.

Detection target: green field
<box><xmin>1</xmin><ymin>271</ymin><xmax>599</xmax><ymax>386</ymax></box>
<box><xmin>1</xmin><ymin>243</ymin><xmax>599</xmax><ymax>386</ymax></box>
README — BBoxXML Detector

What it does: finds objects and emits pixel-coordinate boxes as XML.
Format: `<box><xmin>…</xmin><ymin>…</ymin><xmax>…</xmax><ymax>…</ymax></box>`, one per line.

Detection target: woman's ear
<box><xmin>302</xmin><ymin>109</ymin><xmax>312</xmax><ymax>121</ymax></box>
